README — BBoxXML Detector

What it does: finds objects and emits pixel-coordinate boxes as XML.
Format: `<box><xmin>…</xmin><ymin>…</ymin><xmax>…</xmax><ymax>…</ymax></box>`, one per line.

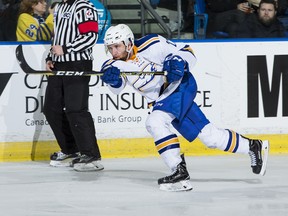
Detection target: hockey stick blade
<box><xmin>15</xmin><ymin>44</ymin><xmax>165</xmax><ymax>76</ymax></box>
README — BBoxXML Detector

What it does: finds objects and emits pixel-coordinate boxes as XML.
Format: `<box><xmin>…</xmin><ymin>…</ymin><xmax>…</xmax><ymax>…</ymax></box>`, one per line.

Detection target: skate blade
<box><xmin>73</xmin><ymin>162</ymin><xmax>104</xmax><ymax>172</ymax></box>
<box><xmin>159</xmin><ymin>180</ymin><xmax>193</xmax><ymax>192</ymax></box>
<box><xmin>260</xmin><ymin>140</ymin><xmax>269</xmax><ymax>176</ymax></box>
<box><xmin>49</xmin><ymin>161</ymin><xmax>71</xmax><ymax>167</ymax></box>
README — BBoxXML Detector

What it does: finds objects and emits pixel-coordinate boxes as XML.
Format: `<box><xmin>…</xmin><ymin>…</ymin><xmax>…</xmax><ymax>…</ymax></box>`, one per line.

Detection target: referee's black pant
<box><xmin>43</xmin><ymin>60</ymin><xmax>101</xmax><ymax>158</ymax></box>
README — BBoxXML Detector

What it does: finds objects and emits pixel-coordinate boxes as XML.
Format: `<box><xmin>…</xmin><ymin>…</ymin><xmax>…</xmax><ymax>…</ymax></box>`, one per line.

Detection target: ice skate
<box><xmin>249</xmin><ymin>139</ymin><xmax>269</xmax><ymax>176</ymax></box>
<box><xmin>158</xmin><ymin>154</ymin><xmax>192</xmax><ymax>192</ymax></box>
<box><xmin>50</xmin><ymin>151</ymin><xmax>80</xmax><ymax>167</ymax></box>
<box><xmin>73</xmin><ymin>154</ymin><xmax>104</xmax><ymax>172</ymax></box>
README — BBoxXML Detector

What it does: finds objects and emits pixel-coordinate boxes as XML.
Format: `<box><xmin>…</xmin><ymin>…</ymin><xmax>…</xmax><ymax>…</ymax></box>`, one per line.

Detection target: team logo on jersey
<box><xmin>62</xmin><ymin>12</ymin><xmax>71</xmax><ymax>19</ymax></box>
<box><xmin>85</xmin><ymin>9</ymin><xmax>93</xmax><ymax>19</ymax></box>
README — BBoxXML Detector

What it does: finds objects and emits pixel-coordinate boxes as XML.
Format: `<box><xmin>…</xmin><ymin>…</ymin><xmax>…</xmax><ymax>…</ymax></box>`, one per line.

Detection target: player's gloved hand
<box><xmin>163</xmin><ymin>54</ymin><xmax>185</xmax><ymax>83</ymax></box>
<box><xmin>100</xmin><ymin>65</ymin><xmax>122</xmax><ymax>87</ymax></box>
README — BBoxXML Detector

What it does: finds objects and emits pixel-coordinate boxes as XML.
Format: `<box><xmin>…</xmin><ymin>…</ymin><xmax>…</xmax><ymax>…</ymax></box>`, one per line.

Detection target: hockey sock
<box><xmin>155</xmin><ymin>134</ymin><xmax>182</xmax><ymax>171</ymax></box>
<box><xmin>219</xmin><ymin>129</ymin><xmax>249</xmax><ymax>154</ymax></box>
<box><xmin>199</xmin><ymin>124</ymin><xmax>249</xmax><ymax>154</ymax></box>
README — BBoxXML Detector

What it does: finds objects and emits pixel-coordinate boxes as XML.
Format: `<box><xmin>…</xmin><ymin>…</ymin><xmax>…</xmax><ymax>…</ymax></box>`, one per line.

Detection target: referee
<box><xmin>44</xmin><ymin>0</ymin><xmax>103</xmax><ymax>172</ymax></box>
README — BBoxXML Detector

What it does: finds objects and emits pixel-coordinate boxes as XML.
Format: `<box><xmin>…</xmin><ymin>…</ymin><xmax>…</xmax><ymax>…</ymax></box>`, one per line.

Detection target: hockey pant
<box><xmin>146</xmin><ymin>110</ymin><xmax>250</xmax><ymax>172</ymax></box>
<box><xmin>43</xmin><ymin>61</ymin><xmax>101</xmax><ymax>158</ymax></box>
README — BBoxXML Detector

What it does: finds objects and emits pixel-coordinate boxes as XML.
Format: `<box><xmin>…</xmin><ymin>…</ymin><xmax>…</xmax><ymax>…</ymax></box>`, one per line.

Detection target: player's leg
<box><xmin>198</xmin><ymin>123</ymin><xmax>269</xmax><ymax>176</ymax></box>
<box><xmin>43</xmin><ymin>76</ymin><xmax>79</xmax><ymax>167</ymax></box>
<box><xmin>146</xmin><ymin>110</ymin><xmax>192</xmax><ymax>191</ymax></box>
<box><xmin>63</xmin><ymin>75</ymin><xmax>103</xmax><ymax>172</ymax></box>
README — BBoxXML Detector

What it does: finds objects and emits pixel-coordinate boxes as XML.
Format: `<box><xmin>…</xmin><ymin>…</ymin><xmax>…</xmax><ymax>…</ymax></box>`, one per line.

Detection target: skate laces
<box><xmin>54</xmin><ymin>151</ymin><xmax>67</xmax><ymax>159</ymax></box>
<box><xmin>249</xmin><ymin>151</ymin><xmax>257</xmax><ymax>166</ymax></box>
<box><xmin>168</xmin><ymin>170</ymin><xmax>177</xmax><ymax>177</ymax></box>
<box><xmin>165</xmin><ymin>162</ymin><xmax>185</xmax><ymax>179</ymax></box>
<box><xmin>57</xmin><ymin>151</ymin><xmax>65</xmax><ymax>156</ymax></box>
<box><xmin>79</xmin><ymin>154</ymin><xmax>89</xmax><ymax>160</ymax></box>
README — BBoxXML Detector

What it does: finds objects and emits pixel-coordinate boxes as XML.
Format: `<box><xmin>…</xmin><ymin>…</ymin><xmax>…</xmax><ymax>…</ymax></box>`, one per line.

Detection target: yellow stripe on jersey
<box><xmin>137</xmin><ymin>36</ymin><xmax>160</xmax><ymax>52</ymax></box>
<box><xmin>180</xmin><ymin>45</ymin><xmax>195</xmax><ymax>55</ymax></box>
<box><xmin>104</xmin><ymin>59</ymin><xmax>115</xmax><ymax>65</ymax></box>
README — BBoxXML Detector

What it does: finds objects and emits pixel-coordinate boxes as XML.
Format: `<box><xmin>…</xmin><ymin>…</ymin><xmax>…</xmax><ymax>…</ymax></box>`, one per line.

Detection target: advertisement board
<box><xmin>0</xmin><ymin>40</ymin><xmax>287</xmax><ymax>160</ymax></box>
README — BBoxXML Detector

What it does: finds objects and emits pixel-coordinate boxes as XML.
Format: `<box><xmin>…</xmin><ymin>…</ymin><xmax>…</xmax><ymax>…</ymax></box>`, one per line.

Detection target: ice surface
<box><xmin>0</xmin><ymin>155</ymin><xmax>287</xmax><ymax>216</ymax></box>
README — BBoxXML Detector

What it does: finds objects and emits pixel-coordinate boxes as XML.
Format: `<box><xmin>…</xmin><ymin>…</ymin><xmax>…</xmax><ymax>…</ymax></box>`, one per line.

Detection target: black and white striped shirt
<box><xmin>48</xmin><ymin>0</ymin><xmax>99</xmax><ymax>62</ymax></box>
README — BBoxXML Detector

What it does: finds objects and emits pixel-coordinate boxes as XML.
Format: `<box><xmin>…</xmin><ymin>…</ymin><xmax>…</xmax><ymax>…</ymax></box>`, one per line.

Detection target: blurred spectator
<box><xmin>249</xmin><ymin>0</ymin><xmax>288</xmax><ymax>15</ymax></box>
<box><xmin>183</xmin><ymin>0</ymin><xmax>195</xmax><ymax>32</ymax></box>
<box><xmin>236</xmin><ymin>0</ymin><xmax>285</xmax><ymax>37</ymax></box>
<box><xmin>149</xmin><ymin>0</ymin><xmax>195</xmax><ymax>32</ymax></box>
<box><xmin>48</xmin><ymin>1</ymin><xmax>59</xmax><ymax>14</ymax></box>
<box><xmin>150</xmin><ymin>0</ymin><xmax>160</xmax><ymax>8</ymax></box>
<box><xmin>206</xmin><ymin>0</ymin><xmax>255</xmax><ymax>38</ymax></box>
<box><xmin>0</xmin><ymin>0</ymin><xmax>20</xmax><ymax>41</ymax></box>
<box><xmin>16</xmin><ymin>0</ymin><xmax>53</xmax><ymax>41</ymax></box>
<box><xmin>0</xmin><ymin>0</ymin><xmax>5</xmax><ymax>12</ymax></box>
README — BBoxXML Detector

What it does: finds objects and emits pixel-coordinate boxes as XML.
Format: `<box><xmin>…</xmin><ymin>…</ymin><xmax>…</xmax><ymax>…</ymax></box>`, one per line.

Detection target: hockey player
<box><xmin>100</xmin><ymin>24</ymin><xmax>269</xmax><ymax>191</ymax></box>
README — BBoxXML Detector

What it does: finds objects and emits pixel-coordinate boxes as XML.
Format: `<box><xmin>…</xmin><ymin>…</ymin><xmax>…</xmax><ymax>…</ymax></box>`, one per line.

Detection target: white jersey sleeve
<box><xmin>135</xmin><ymin>34</ymin><xmax>197</xmax><ymax>73</ymax></box>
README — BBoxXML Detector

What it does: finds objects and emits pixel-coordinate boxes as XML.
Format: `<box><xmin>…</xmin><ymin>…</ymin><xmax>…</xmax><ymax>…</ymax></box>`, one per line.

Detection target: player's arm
<box><xmin>158</xmin><ymin>35</ymin><xmax>196</xmax><ymax>67</ymax></box>
<box><xmin>159</xmin><ymin>36</ymin><xmax>197</xmax><ymax>83</ymax></box>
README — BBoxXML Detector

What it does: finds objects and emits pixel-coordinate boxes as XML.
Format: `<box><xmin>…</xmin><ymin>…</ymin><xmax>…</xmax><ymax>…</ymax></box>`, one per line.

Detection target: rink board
<box><xmin>0</xmin><ymin>134</ymin><xmax>288</xmax><ymax>162</ymax></box>
<box><xmin>0</xmin><ymin>39</ymin><xmax>288</xmax><ymax>161</ymax></box>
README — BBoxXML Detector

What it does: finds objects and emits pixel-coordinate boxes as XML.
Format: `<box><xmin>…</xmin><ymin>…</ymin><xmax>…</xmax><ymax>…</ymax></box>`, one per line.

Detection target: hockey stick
<box><xmin>15</xmin><ymin>44</ymin><xmax>166</xmax><ymax>76</ymax></box>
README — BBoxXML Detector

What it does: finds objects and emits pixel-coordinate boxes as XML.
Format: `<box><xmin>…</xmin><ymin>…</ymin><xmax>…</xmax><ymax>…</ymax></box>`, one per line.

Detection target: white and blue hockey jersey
<box><xmin>101</xmin><ymin>34</ymin><xmax>197</xmax><ymax>105</ymax></box>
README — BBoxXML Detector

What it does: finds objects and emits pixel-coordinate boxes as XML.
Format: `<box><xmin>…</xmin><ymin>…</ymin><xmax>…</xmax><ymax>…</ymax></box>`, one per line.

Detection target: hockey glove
<box><xmin>163</xmin><ymin>54</ymin><xmax>185</xmax><ymax>83</ymax></box>
<box><xmin>101</xmin><ymin>65</ymin><xmax>122</xmax><ymax>87</ymax></box>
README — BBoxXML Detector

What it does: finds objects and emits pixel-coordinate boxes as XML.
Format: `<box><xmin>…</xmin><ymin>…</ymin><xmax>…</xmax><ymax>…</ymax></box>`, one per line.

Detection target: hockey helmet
<box><xmin>104</xmin><ymin>24</ymin><xmax>134</xmax><ymax>53</ymax></box>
